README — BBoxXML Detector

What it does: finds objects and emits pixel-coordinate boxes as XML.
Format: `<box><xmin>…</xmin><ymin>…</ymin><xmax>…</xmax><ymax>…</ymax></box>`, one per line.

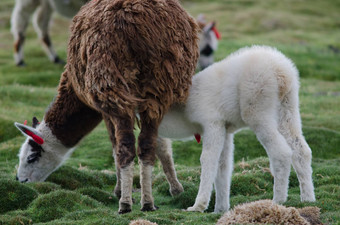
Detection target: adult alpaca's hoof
<box><xmin>53</xmin><ymin>56</ymin><xmax>65</xmax><ymax>65</ymax></box>
<box><xmin>16</xmin><ymin>60</ymin><xmax>26</xmax><ymax>67</ymax></box>
<box><xmin>118</xmin><ymin>202</ymin><xmax>132</xmax><ymax>214</ymax></box>
<box><xmin>141</xmin><ymin>203</ymin><xmax>158</xmax><ymax>212</ymax></box>
<box><xmin>170</xmin><ymin>183</ymin><xmax>184</xmax><ymax>196</ymax></box>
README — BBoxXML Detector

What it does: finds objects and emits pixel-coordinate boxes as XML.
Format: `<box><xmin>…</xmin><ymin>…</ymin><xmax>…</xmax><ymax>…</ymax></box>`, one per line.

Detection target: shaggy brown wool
<box><xmin>44</xmin><ymin>0</ymin><xmax>199</xmax><ymax>166</ymax></box>
<box><xmin>45</xmin><ymin>71</ymin><xmax>102</xmax><ymax>147</ymax></box>
<box><xmin>43</xmin><ymin>0</ymin><xmax>198</xmax><ymax>213</ymax></box>
<box><xmin>216</xmin><ymin>200</ymin><xmax>320</xmax><ymax>225</ymax></box>
<box><xmin>67</xmin><ymin>0</ymin><xmax>199</xmax><ymax>122</ymax></box>
<box><xmin>298</xmin><ymin>207</ymin><xmax>322</xmax><ymax>225</ymax></box>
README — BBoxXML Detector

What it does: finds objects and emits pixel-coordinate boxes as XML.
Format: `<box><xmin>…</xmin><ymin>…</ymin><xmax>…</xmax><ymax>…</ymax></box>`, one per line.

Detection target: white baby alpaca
<box><xmin>158</xmin><ymin>45</ymin><xmax>315</xmax><ymax>213</ymax></box>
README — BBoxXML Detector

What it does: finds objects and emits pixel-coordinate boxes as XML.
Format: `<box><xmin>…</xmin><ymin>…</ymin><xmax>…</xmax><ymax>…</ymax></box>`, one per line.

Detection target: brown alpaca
<box><xmin>14</xmin><ymin>0</ymin><xmax>199</xmax><ymax>214</ymax></box>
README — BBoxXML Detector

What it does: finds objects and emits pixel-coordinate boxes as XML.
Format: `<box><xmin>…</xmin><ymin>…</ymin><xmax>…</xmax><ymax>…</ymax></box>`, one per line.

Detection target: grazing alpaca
<box><xmin>196</xmin><ymin>14</ymin><xmax>221</xmax><ymax>70</ymax></box>
<box><xmin>157</xmin><ymin>45</ymin><xmax>315</xmax><ymax>212</ymax></box>
<box><xmin>11</xmin><ymin>0</ymin><xmax>88</xmax><ymax>66</ymax></box>
<box><xmin>14</xmin><ymin>0</ymin><xmax>199</xmax><ymax>214</ymax></box>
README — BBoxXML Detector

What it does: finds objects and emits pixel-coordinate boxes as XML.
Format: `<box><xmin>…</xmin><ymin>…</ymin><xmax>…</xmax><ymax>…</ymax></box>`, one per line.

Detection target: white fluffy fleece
<box><xmin>159</xmin><ymin>45</ymin><xmax>315</xmax><ymax>213</ymax></box>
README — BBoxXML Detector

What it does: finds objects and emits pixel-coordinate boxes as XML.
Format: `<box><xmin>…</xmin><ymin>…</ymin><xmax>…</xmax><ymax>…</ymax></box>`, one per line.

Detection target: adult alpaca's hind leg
<box><xmin>137</xmin><ymin>111</ymin><xmax>159</xmax><ymax>211</ymax></box>
<box><xmin>11</xmin><ymin>0</ymin><xmax>39</xmax><ymax>66</ymax></box>
<box><xmin>155</xmin><ymin>137</ymin><xmax>183</xmax><ymax>196</ymax></box>
<box><xmin>32</xmin><ymin>1</ymin><xmax>64</xmax><ymax>64</ymax></box>
<box><xmin>111</xmin><ymin>115</ymin><xmax>136</xmax><ymax>214</ymax></box>
<box><xmin>278</xmin><ymin>94</ymin><xmax>315</xmax><ymax>202</ymax></box>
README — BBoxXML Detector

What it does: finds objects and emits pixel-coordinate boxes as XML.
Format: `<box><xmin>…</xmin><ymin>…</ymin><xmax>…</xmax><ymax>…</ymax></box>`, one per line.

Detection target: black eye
<box><xmin>27</xmin><ymin>152</ymin><xmax>41</xmax><ymax>164</ymax></box>
<box><xmin>27</xmin><ymin>140</ymin><xmax>45</xmax><ymax>164</ymax></box>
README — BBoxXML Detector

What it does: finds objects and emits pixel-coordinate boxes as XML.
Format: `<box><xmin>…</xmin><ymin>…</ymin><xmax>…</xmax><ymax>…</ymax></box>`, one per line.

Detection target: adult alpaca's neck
<box><xmin>44</xmin><ymin>72</ymin><xmax>102</xmax><ymax>148</ymax></box>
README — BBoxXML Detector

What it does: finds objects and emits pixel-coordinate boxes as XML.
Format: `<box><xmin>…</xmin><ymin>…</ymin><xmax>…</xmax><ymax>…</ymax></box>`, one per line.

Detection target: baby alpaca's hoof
<box><xmin>186</xmin><ymin>205</ymin><xmax>204</xmax><ymax>212</ymax></box>
<box><xmin>141</xmin><ymin>203</ymin><xmax>158</xmax><ymax>212</ymax></box>
<box><xmin>118</xmin><ymin>203</ymin><xmax>132</xmax><ymax>214</ymax></box>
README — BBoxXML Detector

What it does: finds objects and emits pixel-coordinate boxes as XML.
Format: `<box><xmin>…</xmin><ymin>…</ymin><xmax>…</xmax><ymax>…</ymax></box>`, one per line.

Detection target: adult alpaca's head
<box><xmin>14</xmin><ymin>118</ymin><xmax>71</xmax><ymax>182</ymax></box>
<box><xmin>197</xmin><ymin>14</ymin><xmax>221</xmax><ymax>70</ymax></box>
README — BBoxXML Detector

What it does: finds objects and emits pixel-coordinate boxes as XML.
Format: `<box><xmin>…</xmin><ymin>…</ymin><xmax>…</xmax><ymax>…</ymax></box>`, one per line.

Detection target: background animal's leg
<box><xmin>32</xmin><ymin>1</ymin><xmax>63</xmax><ymax>64</ymax></box>
<box><xmin>103</xmin><ymin>115</ymin><xmax>121</xmax><ymax>198</ymax></box>
<box><xmin>11</xmin><ymin>0</ymin><xmax>39</xmax><ymax>66</ymax></box>
<box><xmin>113</xmin><ymin>116</ymin><xmax>136</xmax><ymax>214</ymax></box>
<box><xmin>251</xmin><ymin>123</ymin><xmax>292</xmax><ymax>203</ymax></box>
<box><xmin>278</xmin><ymin>95</ymin><xmax>315</xmax><ymax>202</ymax></box>
<box><xmin>214</xmin><ymin>133</ymin><xmax>234</xmax><ymax>213</ymax></box>
<box><xmin>137</xmin><ymin>112</ymin><xmax>159</xmax><ymax>211</ymax></box>
<box><xmin>156</xmin><ymin>137</ymin><xmax>183</xmax><ymax>196</ymax></box>
<box><xmin>187</xmin><ymin>122</ymin><xmax>226</xmax><ymax>212</ymax></box>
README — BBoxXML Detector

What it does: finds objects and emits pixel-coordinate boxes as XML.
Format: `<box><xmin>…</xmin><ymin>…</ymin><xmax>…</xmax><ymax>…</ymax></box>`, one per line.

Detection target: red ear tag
<box><xmin>24</xmin><ymin>120</ymin><xmax>28</xmax><ymax>125</ymax></box>
<box><xmin>212</xmin><ymin>27</ymin><xmax>221</xmax><ymax>40</ymax></box>
<box><xmin>25</xmin><ymin>130</ymin><xmax>44</xmax><ymax>145</ymax></box>
<box><xmin>194</xmin><ymin>133</ymin><xmax>201</xmax><ymax>144</ymax></box>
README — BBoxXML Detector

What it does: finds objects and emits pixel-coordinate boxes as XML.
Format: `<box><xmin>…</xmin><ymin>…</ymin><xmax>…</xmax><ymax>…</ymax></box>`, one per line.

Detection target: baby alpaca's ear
<box><xmin>14</xmin><ymin>121</ymin><xmax>44</xmax><ymax>145</ymax></box>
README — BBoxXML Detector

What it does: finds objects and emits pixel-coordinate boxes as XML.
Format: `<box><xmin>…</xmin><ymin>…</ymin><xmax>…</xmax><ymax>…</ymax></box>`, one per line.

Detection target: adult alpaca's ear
<box><xmin>14</xmin><ymin>121</ymin><xmax>44</xmax><ymax>145</ymax></box>
<box><xmin>32</xmin><ymin>117</ymin><xmax>40</xmax><ymax>128</ymax></box>
<box><xmin>204</xmin><ymin>21</ymin><xmax>221</xmax><ymax>40</ymax></box>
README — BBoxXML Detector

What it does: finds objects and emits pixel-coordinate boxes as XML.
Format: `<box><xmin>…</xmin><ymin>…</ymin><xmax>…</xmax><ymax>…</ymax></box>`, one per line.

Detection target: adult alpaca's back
<box><xmin>67</xmin><ymin>0</ymin><xmax>198</xmax><ymax>117</ymax></box>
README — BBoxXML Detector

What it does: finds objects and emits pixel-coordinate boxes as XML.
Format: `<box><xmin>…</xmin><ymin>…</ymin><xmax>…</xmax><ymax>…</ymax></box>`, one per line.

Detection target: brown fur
<box><xmin>298</xmin><ymin>207</ymin><xmax>323</xmax><ymax>225</ymax></box>
<box><xmin>45</xmin><ymin>72</ymin><xmax>102</xmax><ymax>147</ymax></box>
<box><xmin>14</xmin><ymin>33</ymin><xmax>24</xmax><ymax>54</ymax></box>
<box><xmin>65</xmin><ymin>0</ymin><xmax>199</xmax><ymax>166</ymax></box>
<box><xmin>216</xmin><ymin>200</ymin><xmax>321</xmax><ymax>225</ymax></box>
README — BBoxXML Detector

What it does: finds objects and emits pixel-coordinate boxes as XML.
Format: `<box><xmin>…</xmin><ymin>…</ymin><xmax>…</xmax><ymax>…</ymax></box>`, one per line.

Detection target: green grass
<box><xmin>1</xmin><ymin>0</ymin><xmax>340</xmax><ymax>224</ymax></box>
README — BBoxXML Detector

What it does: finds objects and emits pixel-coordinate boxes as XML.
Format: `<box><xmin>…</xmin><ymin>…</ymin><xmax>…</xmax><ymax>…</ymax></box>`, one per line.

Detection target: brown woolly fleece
<box><xmin>44</xmin><ymin>0</ymin><xmax>199</xmax><ymax>166</ymax></box>
<box><xmin>216</xmin><ymin>200</ymin><xmax>322</xmax><ymax>225</ymax></box>
<box><xmin>67</xmin><ymin>0</ymin><xmax>199</xmax><ymax>121</ymax></box>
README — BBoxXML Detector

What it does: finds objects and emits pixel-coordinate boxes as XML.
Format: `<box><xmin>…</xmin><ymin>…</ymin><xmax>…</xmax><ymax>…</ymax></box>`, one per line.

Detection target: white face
<box><xmin>16</xmin><ymin>138</ymin><xmax>64</xmax><ymax>183</ymax></box>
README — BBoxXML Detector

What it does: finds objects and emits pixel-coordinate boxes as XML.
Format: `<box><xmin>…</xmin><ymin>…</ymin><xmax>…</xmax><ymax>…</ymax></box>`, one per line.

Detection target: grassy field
<box><xmin>0</xmin><ymin>0</ymin><xmax>340</xmax><ymax>224</ymax></box>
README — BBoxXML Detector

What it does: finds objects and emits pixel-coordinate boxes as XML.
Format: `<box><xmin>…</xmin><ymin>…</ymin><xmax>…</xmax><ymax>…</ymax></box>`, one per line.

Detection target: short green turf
<box><xmin>0</xmin><ymin>0</ymin><xmax>339</xmax><ymax>224</ymax></box>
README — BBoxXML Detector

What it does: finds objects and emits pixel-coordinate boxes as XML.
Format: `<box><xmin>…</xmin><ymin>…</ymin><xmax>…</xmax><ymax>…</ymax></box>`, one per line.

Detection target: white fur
<box><xmin>159</xmin><ymin>45</ymin><xmax>315</xmax><ymax>213</ymax></box>
<box><xmin>11</xmin><ymin>0</ymin><xmax>87</xmax><ymax>65</ymax></box>
<box><xmin>16</xmin><ymin>120</ymin><xmax>73</xmax><ymax>182</ymax></box>
<box><xmin>197</xmin><ymin>14</ymin><xmax>219</xmax><ymax>70</ymax></box>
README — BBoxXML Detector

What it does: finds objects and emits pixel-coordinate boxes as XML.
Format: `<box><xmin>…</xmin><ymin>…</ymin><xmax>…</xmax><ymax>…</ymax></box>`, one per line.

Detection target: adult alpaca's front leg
<box><xmin>138</xmin><ymin>112</ymin><xmax>158</xmax><ymax>211</ymax></box>
<box><xmin>103</xmin><ymin>116</ymin><xmax>122</xmax><ymax>198</ymax></box>
<box><xmin>187</xmin><ymin>122</ymin><xmax>226</xmax><ymax>212</ymax></box>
